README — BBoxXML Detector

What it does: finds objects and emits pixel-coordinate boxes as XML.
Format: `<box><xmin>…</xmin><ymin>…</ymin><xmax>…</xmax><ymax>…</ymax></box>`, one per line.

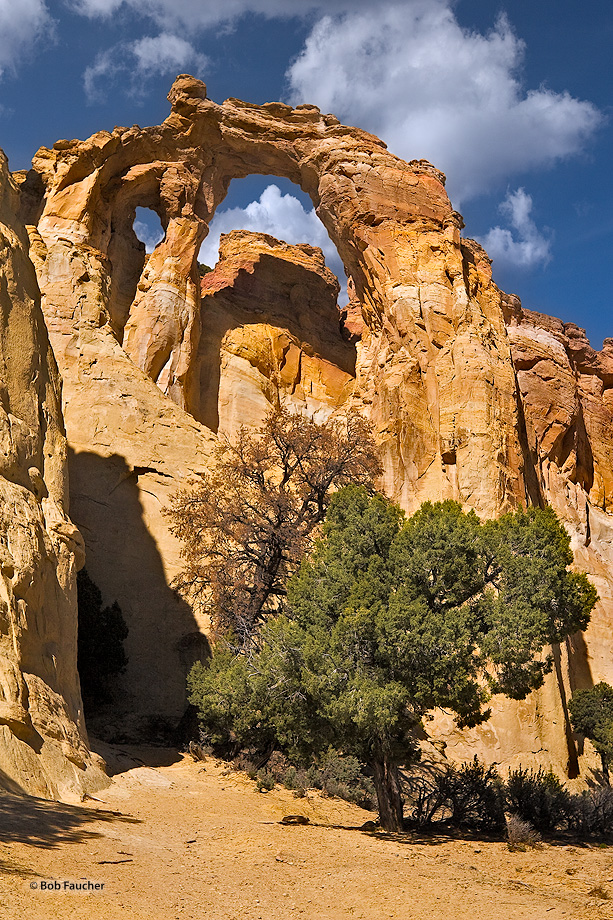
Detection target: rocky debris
<box><xmin>0</xmin><ymin>151</ymin><xmax>107</xmax><ymax>798</ymax></box>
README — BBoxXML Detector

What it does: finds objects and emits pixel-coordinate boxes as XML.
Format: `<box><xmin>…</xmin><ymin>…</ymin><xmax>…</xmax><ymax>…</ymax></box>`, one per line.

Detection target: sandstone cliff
<box><xmin>0</xmin><ymin>151</ymin><xmax>107</xmax><ymax>797</ymax></box>
<box><xmin>429</xmin><ymin>248</ymin><xmax>613</xmax><ymax>776</ymax></box>
<box><xmin>11</xmin><ymin>75</ymin><xmax>612</xmax><ymax>780</ymax></box>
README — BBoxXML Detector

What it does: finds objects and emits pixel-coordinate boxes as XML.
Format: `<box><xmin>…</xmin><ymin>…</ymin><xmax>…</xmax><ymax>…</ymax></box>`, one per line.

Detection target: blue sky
<box><xmin>0</xmin><ymin>0</ymin><xmax>610</xmax><ymax>347</ymax></box>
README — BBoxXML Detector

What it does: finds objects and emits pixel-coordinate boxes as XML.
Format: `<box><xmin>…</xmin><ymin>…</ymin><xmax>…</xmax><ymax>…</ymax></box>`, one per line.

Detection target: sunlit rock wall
<box><xmin>0</xmin><ymin>151</ymin><xmax>107</xmax><ymax>797</ymax></box>
<box><xmin>15</xmin><ymin>76</ymin><xmax>613</xmax><ymax>779</ymax></box>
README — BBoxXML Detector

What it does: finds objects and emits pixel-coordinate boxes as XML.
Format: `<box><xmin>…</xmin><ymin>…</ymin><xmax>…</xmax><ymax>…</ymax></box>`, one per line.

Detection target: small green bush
<box><xmin>228</xmin><ymin>746</ymin><xmax>376</xmax><ymax>808</ymax></box>
<box><xmin>282</xmin><ymin>766</ymin><xmax>300</xmax><ymax>789</ymax></box>
<box><xmin>256</xmin><ymin>769</ymin><xmax>275</xmax><ymax>792</ymax></box>
<box><xmin>282</xmin><ymin>765</ymin><xmax>308</xmax><ymax>795</ymax></box>
<box><xmin>313</xmin><ymin>750</ymin><xmax>376</xmax><ymax>809</ymax></box>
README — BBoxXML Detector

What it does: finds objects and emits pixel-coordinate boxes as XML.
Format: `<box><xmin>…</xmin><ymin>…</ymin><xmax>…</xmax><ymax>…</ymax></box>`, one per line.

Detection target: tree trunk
<box><xmin>371</xmin><ymin>756</ymin><xmax>404</xmax><ymax>832</ymax></box>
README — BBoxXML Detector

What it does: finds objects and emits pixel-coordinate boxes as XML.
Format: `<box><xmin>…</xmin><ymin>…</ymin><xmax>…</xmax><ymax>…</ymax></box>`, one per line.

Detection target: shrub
<box><xmin>404</xmin><ymin>759</ymin><xmax>505</xmax><ymax>831</ymax></box>
<box><xmin>227</xmin><ymin>745</ymin><xmax>375</xmax><ymax>807</ymax></box>
<box><xmin>569</xmin><ymin>683</ymin><xmax>613</xmax><ymax>783</ymax></box>
<box><xmin>446</xmin><ymin>760</ymin><xmax>505</xmax><ymax>830</ymax></box>
<box><xmin>506</xmin><ymin>814</ymin><xmax>542</xmax><ymax>851</ymax></box>
<box><xmin>505</xmin><ymin>767</ymin><xmax>571</xmax><ymax>834</ymax></box>
<box><xmin>403</xmin><ymin>770</ymin><xmax>448</xmax><ymax>827</ymax></box>
<box><xmin>256</xmin><ymin>769</ymin><xmax>275</xmax><ymax>792</ymax></box>
<box><xmin>280</xmin><ymin>765</ymin><xmax>308</xmax><ymax>796</ymax></box>
<box><xmin>567</xmin><ymin>787</ymin><xmax>613</xmax><ymax>839</ymax></box>
<box><xmin>303</xmin><ymin>750</ymin><xmax>376</xmax><ymax>809</ymax></box>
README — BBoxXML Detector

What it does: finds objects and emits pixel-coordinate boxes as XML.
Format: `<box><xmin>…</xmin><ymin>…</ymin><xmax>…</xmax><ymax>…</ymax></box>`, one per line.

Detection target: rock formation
<box><xmin>19</xmin><ymin>74</ymin><xmax>524</xmax><ymax>518</ymax></box>
<box><xmin>429</xmin><ymin>257</ymin><xmax>613</xmax><ymax>776</ymax></box>
<box><xmin>197</xmin><ymin>230</ymin><xmax>355</xmax><ymax>434</ymax></box>
<box><xmin>6</xmin><ymin>74</ymin><xmax>611</xmax><ymax>780</ymax></box>
<box><xmin>0</xmin><ymin>151</ymin><xmax>107</xmax><ymax>797</ymax></box>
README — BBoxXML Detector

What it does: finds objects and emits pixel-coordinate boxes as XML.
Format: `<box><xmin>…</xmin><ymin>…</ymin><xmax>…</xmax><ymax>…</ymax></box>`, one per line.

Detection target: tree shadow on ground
<box><xmin>0</xmin><ymin>790</ymin><xmax>139</xmax><ymax>848</ymax></box>
<box><xmin>268</xmin><ymin>818</ymin><xmax>449</xmax><ymax>846</ymax></box>
<box><xmin>329</xmin><ymin>825</ymin><xmax>451</xmax><ymax>846</ymax></box>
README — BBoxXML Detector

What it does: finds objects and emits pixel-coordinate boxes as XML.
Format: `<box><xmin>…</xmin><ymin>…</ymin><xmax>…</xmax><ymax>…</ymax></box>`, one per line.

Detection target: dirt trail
<box><xmin>0</xmin><ymin>745</ymin><xmax>612</xmax><ymax>920</ymax></box>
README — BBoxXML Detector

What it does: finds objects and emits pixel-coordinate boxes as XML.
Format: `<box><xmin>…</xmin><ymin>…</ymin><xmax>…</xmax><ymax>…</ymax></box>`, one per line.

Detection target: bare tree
<box><xmin>166</xmin><ymin>406</ymin><xmax>381</xmax><ymax>643</ymax></box>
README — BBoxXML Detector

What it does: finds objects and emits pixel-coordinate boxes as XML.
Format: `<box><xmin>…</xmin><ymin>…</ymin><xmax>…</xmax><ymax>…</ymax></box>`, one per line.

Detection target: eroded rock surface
<box><xmin>21</xmin><ymin>200</ymin><xmax>217</xmax><ymax>743</ymax></box>
<box><xmin>12</xmin><ymin>75</ymin><xmax>613</xmax><ymax>778</ymax></box>
<box><xmin>197</xmin><ymin>230</ymin><xmax>355</xmax><ymax>434</ymax></box>
<box><xmin>0</xmin><ymin>152</ymin><xmax>107</xmax><ymax>797</ymax></box>
<box><xmin>20</xmin><ymin>75</ymin><xmax>525</xmax><ymax>520</ymax></box>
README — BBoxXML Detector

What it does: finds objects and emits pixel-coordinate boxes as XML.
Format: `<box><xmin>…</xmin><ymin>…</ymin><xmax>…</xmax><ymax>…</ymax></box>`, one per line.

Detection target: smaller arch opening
<box><xmin>133</xmin><ymin>207</ymin><xmax>165</xmax><ymax>253</ymax></box>
<box><xmin>107</xmin><ymin>205</ymin><xmax>167</xmax><ymax>342</ymax></box>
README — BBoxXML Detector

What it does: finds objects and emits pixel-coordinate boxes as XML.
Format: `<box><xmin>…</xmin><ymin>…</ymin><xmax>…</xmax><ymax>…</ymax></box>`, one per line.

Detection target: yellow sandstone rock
<box><xmin>0</xmin><ymin>151</ymin><xmax>107</xmax><ymax>797</ymax></box>
<box><xmin>5</xmin><ymin>75</ymin><xmax>611</xmax><ymax>781</ymax></box>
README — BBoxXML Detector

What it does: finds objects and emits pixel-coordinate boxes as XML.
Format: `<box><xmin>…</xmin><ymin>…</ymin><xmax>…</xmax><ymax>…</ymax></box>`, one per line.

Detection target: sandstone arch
<box><xmin>21</xmin><ymin>73</ymin><xmax>525</xmax><ymax>517</ymax></box>
<box><xmin>9</xmin><ymin>75</ymin><xmax>612</xmax><ymax>779</ymax></box>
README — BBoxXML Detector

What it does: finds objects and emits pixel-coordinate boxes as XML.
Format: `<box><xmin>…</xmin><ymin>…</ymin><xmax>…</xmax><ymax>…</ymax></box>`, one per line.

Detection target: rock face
<box><xmin>197</xmin><ymin>230</ymin><xmax>355</xmax><ymax>434</ymax></box>
<box><xmin>19</xmin><ymin>192</ymin><xmax>218</xmax><ymax>743</ymax></box>
<box><xmin>11</xmin><ymin>75</ymin><xmax>612</xmax><ymax>778</ymax></box>
<box><xmin>0</xmin><ymin>151</ymin><xmax>107</xmax><ymax>797</ymax></box>
<box><xmin>20</xmin><ymin>75</ymin><xmax>525</xmax><ymax>520</ymax></box>
<box><xmin>428</xmin><ymin>263</ymin><xmax>613</xmax><ymax>776</ymax></box>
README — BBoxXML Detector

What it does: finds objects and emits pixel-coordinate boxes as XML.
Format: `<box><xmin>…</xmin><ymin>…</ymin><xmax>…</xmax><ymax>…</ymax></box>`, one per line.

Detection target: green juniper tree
<box><xmin>569</xmin><ymin>682</ymin><xmax>613</xmax><ymax>783</ymax></box>
<box><xmin>188</xmin><ymin>487</ymin><xmax>597</xmax><ymax>831</ymax></box>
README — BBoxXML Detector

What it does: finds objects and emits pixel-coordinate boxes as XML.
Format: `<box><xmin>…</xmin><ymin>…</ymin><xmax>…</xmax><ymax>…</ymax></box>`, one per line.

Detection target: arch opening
<box><xmin>193</xmin><ymin>175</ymin><xmax>358</xmax><ymax>436</ymax></box>
<box><xmin>133</xmin><ymin>207</ymin><xmax>165</xmax><ymax>253</ymax></box>
<box><xmin>106</xmin><ymin>204</ymin><xmax>168</xmax><ymax>344</ymax></box>
<box><xmin>199</xmin><ymin>175</ymin><xmax>350</xmax><ymax>306</ymax></box>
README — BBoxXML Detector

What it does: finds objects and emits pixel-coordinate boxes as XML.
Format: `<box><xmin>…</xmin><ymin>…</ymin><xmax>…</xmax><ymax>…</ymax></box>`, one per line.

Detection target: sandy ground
<box><xmin>1</xmin><ymin>745</ymin><xmax>612</xmax><ymax>920</ymax></box>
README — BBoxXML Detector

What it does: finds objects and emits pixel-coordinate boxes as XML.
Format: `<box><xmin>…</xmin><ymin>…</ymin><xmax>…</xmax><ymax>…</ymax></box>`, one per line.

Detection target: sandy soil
<box><xmin>1</xmin><ymin>745</ymin><xmax>612</xmax><ymax>920</ymax></box>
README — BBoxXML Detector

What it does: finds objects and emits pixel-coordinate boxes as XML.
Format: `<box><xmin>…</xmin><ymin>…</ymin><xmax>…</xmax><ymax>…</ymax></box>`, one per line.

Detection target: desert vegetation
<box><xmin>569</xmin><ymin>681</ymin><xmax>613</xmax><ymax>783</ymax></box>
<box><xmin>166</xmin><ymin>406</ymin><xmax>380</xmax><ymax>644</ymax></box>
<box><xmin>169</xmin><ymin>410</ymin><xmax>598</xmax><ymax>833</ymax></box>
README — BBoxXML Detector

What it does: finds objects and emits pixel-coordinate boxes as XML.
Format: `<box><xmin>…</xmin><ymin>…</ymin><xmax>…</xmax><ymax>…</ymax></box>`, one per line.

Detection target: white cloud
<box><xmin>69</xmin><ymin>0</ymin><xmax>124</xmax><ymax>13</ymax></box>
<box><xmin>68</xmin><ymin>0</ymin><xmax>374</xmax><ymax>30</ymax></box>
<box><xmin>84</xmin><ymin>32</ymin><xmax>208</xmax><ymax>101</ymax></box>
<box><xmin>131</xmin><ymin>34</ymin><xmax>207</xmax><ymax>78</ymax></box>
<box><xmin>286</xmin><ymin>1</ymin><xmax>602</xmax><ymax>204</ymax></box>
<box><xmin>478</xmin><ymin>188</ymin><xmax>552</xmax><ymax>270</ymax></box>
<box><xmin>70</xmin><ymin>2</ymin><xmax>601</xmax><ymax>205</ymax></box>
<box><xmin>199</xmin><ymin>184</ymin><xmax>347</xmax><ymax>300</ymax></box>
<box><xmin>0</xmin><ymin>0</ymin><xmax>53</xmax><ymax>79</ymax></box>
<box><xmin>69</xmin><ymin>0</ymin><xmax>601</xmax><ymax>283</ymax></box>
<box><xmin>133</xmin><ymin>212</ymin><xmax>165</xmax><ymax>252</ymax></box>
